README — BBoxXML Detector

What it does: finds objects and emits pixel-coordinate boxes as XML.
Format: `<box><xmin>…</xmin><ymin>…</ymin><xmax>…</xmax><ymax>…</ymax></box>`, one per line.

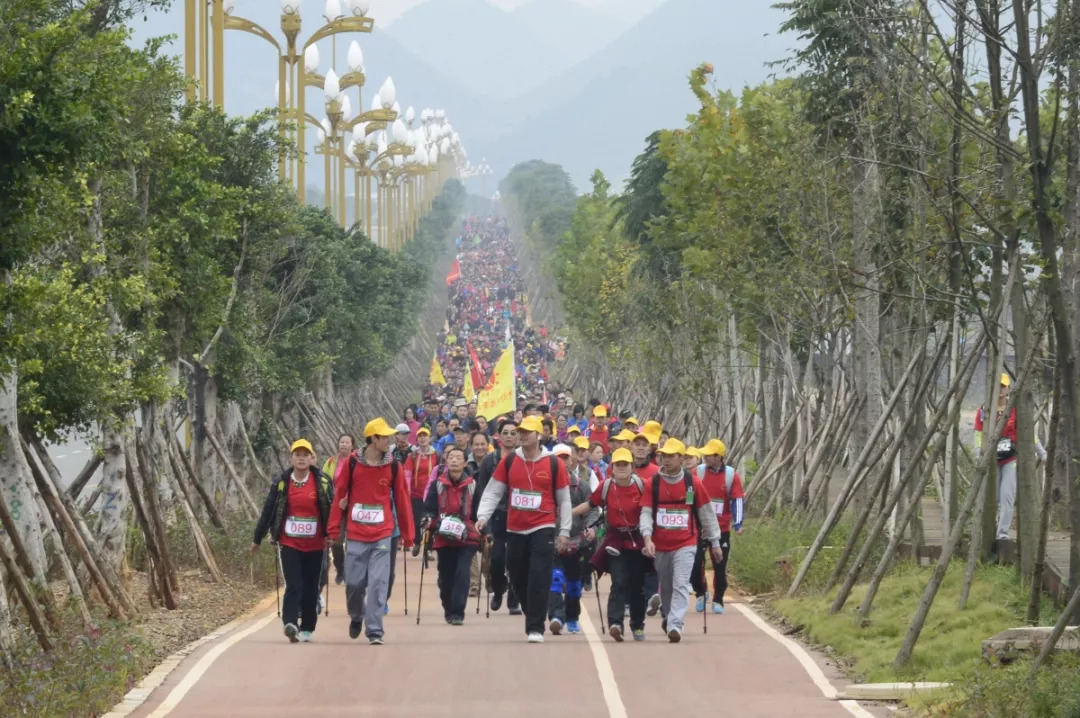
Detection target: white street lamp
<box><xmin>380</xmin><ymin>77</ymin><xmax>396</xmax><ymax>108</ymax></box>
<box><xmin>304</xmin><ymin>45</ymin><xmax>320</xmax><ymax>74</ymax></box>
<box><xmin>323</xmin><ymin>68</ymin><xmax>340</xmax><ymax>100</ymax></box>
<box><xmin>324</xmin><ymin>0</ymin><xmax>343</xmax><ymax>22</ymax></box>
<box><xmin>281</xmin><ymin>0</ymin><xmax>301</xmax><ymax>13</ymax></box>
<box><xmin>405</xmin><ymin>106</ymin><xmax>415</xmax><ymax>125</ymax></box>
<box><xmin>347</xmin><ymin>41</ymin><xmax>364</xmax><ymax>73</ymax></box>
<box><xmin>348</xmin><ymin>0</ymin><xmax>371</xmax><ymax>16</ymax></box>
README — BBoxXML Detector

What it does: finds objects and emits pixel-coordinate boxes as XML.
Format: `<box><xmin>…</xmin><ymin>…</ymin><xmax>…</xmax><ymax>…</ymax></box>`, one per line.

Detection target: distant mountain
<box><xmin>589</xmin><ymin>0</ymin><xmax>668</xmax><ymax>23</ymax></box>
<box><xmin>479</xmin><ymin>0</ymin><xmax>793</xmax><ymax>188</ymax></box>
<box><xmin>385</xmin><ymin>0</ymin><xmax>570</xmax><ymax>100</ymax></box>
<box><xmin>510</xmin><ymin>0</ymin><xmax>628</xmax><ymax>68</ymax></box>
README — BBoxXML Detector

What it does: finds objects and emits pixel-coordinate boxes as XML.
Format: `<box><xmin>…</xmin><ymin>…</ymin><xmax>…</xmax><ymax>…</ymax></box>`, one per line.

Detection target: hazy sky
<box><xmin>223</xmin><ymin>0</ymin><xmax>645</xmax><ymax>26</ymax></box>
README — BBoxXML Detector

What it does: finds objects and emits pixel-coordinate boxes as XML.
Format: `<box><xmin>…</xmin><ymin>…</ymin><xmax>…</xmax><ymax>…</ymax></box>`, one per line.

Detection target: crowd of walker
<box><xmin>250</xmin><ymin>216</ymin><xmax>1038</xmax><ymax>647</ymax></box>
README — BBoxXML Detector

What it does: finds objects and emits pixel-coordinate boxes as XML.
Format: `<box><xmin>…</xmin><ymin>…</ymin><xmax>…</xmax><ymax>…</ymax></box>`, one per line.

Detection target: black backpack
<box><xmin>501</xmin><ymin>451</ymin><xmax>560</xmax><ymax>504</ymax></box>
<box><xmin>345</xmin><ymin>453</ymin><xmax>400</xmax><ymax>524</ymax></box>
<box><xmin>651</xmin><ymin>470</ymin><xmax>700</xmax><ymax>536</ymax></box>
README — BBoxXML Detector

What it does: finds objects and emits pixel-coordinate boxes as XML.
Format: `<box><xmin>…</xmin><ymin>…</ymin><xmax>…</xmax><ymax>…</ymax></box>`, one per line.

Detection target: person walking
<box><xmin>476</xmin><ymin>415</ymin><xmax>572</xmax><ymax>643</ymax></box>
<box><xmin>974</xmin><ymin>372</ymin><xmax>1047</xmax><ymax>542</ymax></box>
<box><xmin>473</xmin><ymin>417</ymin><xmax>522</xmax><ymax>614</ymax></box>
<box><xmin>640</xmin><ymin>438</ymin><xmax>723</xmax><ymax>643</ymax></box>
<box><xmin>547</xmin><ymin>444</ymin><xmax>597</xmax><ymax>635</ymax></box>
<box><xmin>691</xmin><ymin>439</ymin><xmax>744</xmax><ymax>614</ymax></box>
<box><xmin>328</xmin><ymin>418</ymin><xmax>414</xmax><ymax>645</ymax></box>
<box><xmin>405</xmin><ymin>427</ymin><xmax>439</xmax><ymax>557</ymax></box>
<box><xmin>321</xmin><ymin>434</ymin><xmax>354</xmax><ymax>585</ymax></box>
<box><xmin>422</xmin><ymin>446</ymin><xmax>481</xmax><ymax>625</ymax></box>
<box><xmin>252</xmin><ymin>439</ymin><xmax>332</xmax><ymax>643</ymax></box>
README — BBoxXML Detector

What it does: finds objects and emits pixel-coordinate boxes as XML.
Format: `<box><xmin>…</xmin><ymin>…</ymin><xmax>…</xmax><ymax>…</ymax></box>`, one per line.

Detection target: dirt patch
<box><xmin>123</xmin><ymin>569</ymin><xmax>270</xmax><ymax>667</ymax></box>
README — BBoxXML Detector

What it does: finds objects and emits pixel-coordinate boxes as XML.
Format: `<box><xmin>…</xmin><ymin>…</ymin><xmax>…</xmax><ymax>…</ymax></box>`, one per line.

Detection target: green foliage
<box><xmin>774</xmin><ymin>562</ymin><xmax>1057</xmax><ymax>684</ymax></box>
<box><xmin>0</xmin><ymin>610</ymin><xmax>154</xmax><ymax>717</ymax></box>
<box><xmin>947</xmin><ymin>655</ymin><xmax>1080</xmax><ymax>718</ymax></box>
<box><xmin>732</xmin><ymin>512</ymin><xmax>857</xmax><ymax>595</ymax></box>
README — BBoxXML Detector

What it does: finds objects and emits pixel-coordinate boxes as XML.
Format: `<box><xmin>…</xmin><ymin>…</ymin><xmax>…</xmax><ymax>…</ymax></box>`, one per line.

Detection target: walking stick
<box><xmin>482</xmin><ymin>538</ymin><xmax>492</xmax><ymax>619</ymax></box>
<box><xmin>274</xmin><ymin>544</ymin><xmax>282</xmax><ymax>617</ymax></box>
<box><xmin>475</xmin><ymin>547</ymin><xmax>482</xmax><ymax>615</ymax></box>
<box><xmin>403</xmin><ymin>540</ymin><xmax>409</xmax><ymax>616</ymax></box>
<box><xmin>416</xmin><ymin>529</ymin><xmax>431</xmax><ymax>625</ymax></box>
<box><xmin>324</xmin><ymin>548</ymin><xmax>330</xmax><ymax>617</ymax></box>
<box><xmin>594</xmin><ymin>567</ymin><xmax>605</xmax><ymax>635</ymax></box>
<box><xmin>702</xmin><ymin>546</ymin><xmax>709</xmax><ymax>635</ymax></box>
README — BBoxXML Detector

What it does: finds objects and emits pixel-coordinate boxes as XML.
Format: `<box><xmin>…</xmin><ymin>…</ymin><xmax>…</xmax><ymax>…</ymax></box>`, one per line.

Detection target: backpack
<box><xmin>652</xmin><ymin>470</ymin><xmax>701</xmax><ymax>535</ymax></box>
<box><xmin>501</xmin><ymin>451</ymin><xmax>560</xmax><ymax>502</ymax></box>
<box><xmin>695</xmin><ymin>464</ymin><xmax>735</xmax><ymax>495</ymax></box>
<box><xmin>345</xmin><ymin>453</ymin><xmax>400</xmax><ymax>524</ymax></box>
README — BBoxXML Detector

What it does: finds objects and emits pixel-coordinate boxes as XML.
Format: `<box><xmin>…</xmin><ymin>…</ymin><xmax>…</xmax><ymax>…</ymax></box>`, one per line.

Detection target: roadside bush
<box><xmin>0</xmin><ymin>612</ymin><xmax>153</xmax><ymax>717</ymax></box>
<box><xmin>732</xmin><ymin>511</ymin><xmax>857</xmax><ymax>595</ymax></box>
<box><xmin>945</xmin><ymin>654</ymin><xmax>1080</xmax><ymax>717</ymax></box>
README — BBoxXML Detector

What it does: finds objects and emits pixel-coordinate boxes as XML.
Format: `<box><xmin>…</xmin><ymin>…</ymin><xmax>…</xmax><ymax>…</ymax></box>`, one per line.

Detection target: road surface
<box><xmin>113</xmin><ymin>551</ymin><xmax>879</xmax><ymax>718</ymax></box>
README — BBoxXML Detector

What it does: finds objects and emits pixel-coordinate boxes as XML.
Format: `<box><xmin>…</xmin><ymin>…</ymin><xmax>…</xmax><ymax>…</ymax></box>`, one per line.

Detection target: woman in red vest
<box><xmin>422</xmin><ymin>446</ymin><xmax>481</xmax><ymax>625</ymax></box>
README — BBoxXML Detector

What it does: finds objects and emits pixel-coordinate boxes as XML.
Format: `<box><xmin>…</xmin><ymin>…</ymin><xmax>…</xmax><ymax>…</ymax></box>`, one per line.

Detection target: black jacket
<box><xmin>253</xmin><ymin>468</ymin><xmax>333</xmax><ymax>546</ymax></box>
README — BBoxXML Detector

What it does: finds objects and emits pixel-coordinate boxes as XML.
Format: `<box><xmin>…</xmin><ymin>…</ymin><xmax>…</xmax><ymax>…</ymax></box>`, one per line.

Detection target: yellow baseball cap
<box><xmin>518</xmin><ymin>415</ymin><xmax>544</xmax><ymax>433</ymax></box>
<box><xmin>639</xmin><ymin>420</ymin><xmax>663</xmax><ymax>445</ymax></box>
<box><xmin>593</xmin><ymin>405</ymin><xmax>608</xmax><ymax>418</ymax></box>
<box><xmin>290</xmin><ymin>438</ymin><xmax>314</xmax><ymax>454</ymax></box>
<box><xmin>1000</xmin><ymin>372</ymin><xmax>1011</xmax><ymax>387</ymax></box>
<box><xmin>573</xmin><ymin>436</ymin><xmax>591</xmax><ymax>450</ymax></box>
<box><xmin>613</xmin><ymin>429</ymin><xmax>637</xmax><ymax>442</ymax></box>
<box><xmin>701</xmin><ymin>439</ymin><xmax>727</xmax><ymax>457</ymax></box>
<box><xmin>657</xmin><ymin>438</ymin><xmax>686</xmax><ymax>455</ymax></box>
<box><xmin>417</xmin><ymin>426</ymin><xmax>431</xmax><ymax>437</ymax></box>
<box><xmin>364</xmin><ymin>418</ymin><xmax>396</xmax><ymax>438</ymax></box>
<box><xmin>611</xmin><ymin>447</ymin><xmax>633</xmax><ymax>464</ymax></box>
<box><xmin>624</xmin><ymin>417</ymin><xmax>639</xmax><ymax>427</ymax></box>
<box><xmin>568</xmin><ymin>425</ymin><xmax>581</xmax><ymax>435</ymax></box>
<box><xmin>686</xmin><ymin>446</ymin><xmax>703</xmax><ymax>459</ymax></box>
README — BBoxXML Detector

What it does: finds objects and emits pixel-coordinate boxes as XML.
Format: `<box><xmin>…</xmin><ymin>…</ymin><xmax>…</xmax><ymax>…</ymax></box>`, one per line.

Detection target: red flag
<box><xmin>445</xmin><ymin>258</ymin><xmax>461</xmax><ymax>286</ymax></box>
<box><xmin>467</xmin><ymin>340</ymin><xmax>486</xmax><ymax>389</ymax></box>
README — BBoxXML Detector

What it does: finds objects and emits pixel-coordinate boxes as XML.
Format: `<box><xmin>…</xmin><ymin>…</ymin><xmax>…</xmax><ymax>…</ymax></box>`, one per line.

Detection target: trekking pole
<box><xmin>403</xmin><ymin>540</ymin><xmax>409</xmax><ymax>616</ymax></box>
<box><xmin>483</xmin><ymin>539</ymin><xmax>492</xmax><ymax>619</ymax></box>
<box><xmin>416</xmin><ymin>529</ymin><xmax>431</xmax><ymax>625</ymax></box>
<box><xmin>475</xmin><ymin>546</ymin><xmax>482</xmax><ymax>615</ymax></box>
<box><xmin>274</xmin><ymin>544</ymin><xmax>282</xmax><ymax>617</ymax></box>
<box><xmin>702</xmin><ymin>546</ymin><xmax>709</xmax><ymax>635</ymax></box>
<box><xmin>324</xmin><ymin>548</ymin><xmax>330</xmax><ymax>617</ymax></box>
<box><xmin>593</xmin><ymin>567</ymin><xmax>605</xmax><ymax>635</ymax></box>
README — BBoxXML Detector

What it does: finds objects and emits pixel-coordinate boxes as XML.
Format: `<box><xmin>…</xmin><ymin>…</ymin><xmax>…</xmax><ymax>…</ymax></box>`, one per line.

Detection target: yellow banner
<box><xmin>476</xmin><ymin>341</ymin><xmax>515</xmax><ymax>421</ymax></box>
<box><xmin>429</xmin><ymin>352</ymin><xmax>446</xmax><ymax>386</ymax></box>
<box><xmin>463</xmin><ymin>359</ymin><xmax>476</xmax><ymax>402</ymax></box>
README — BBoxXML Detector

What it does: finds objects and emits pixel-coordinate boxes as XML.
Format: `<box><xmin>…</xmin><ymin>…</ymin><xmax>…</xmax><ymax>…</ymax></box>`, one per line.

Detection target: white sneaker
<box><xmin>647</xmin><ymin>594</ymin><xmax>661</xmax><ymax>616</ymax></box>
<box><xmin>527</xmin><ymin>632</ymin><xmax>544</xmax><ymax>643</ymax></box>
<box><xmin>299</xmin><ymin>631</ymin><xmax>312</xmax><ymax>643</ymax></box>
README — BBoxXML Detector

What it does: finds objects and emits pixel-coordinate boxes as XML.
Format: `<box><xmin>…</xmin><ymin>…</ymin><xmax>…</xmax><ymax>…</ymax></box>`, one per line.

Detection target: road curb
<box><xmin>101</xmin><ymin>591</ymin><xmax>276</xmax><ymax>718</ymax></box>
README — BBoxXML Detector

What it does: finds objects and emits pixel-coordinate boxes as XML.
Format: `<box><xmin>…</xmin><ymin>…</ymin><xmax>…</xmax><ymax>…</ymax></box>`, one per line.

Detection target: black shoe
<box><xmin>450</xmin><ymin>617</ymin><xmax>464</xmax><ymax>626</ymax></box>
<box><xmin>335</xmin><ymin>573</ymin><xmax>345</xmax><ymax>586</ymax></box>
<box><xmin>411</xmin><ymin>543</ymin><xmax>421</xmax><ymax>557</ymax></box>
<box><xmin>509</xmin><ymin>605</ymin><xmax>522</xmax><ymax>616</ymax></box>
<box><xmin>349</xmin><ymin>620</ymin><xmax>362</xmax><ymax>639</ymax></box>
<box><xmin>490</xmin><ymin>593</ymin><xmax>503</xmax><ymax>611</ymax></box>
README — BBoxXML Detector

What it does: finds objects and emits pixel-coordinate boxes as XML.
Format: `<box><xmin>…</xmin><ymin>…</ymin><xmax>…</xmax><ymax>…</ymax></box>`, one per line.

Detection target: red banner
<box><xmin>467</xmin><ymin>340</ymin><xmax>486</xmax><ymax>389</ymax></box>
<box><xmin>445</xmin><ymin>258</ymin><xmax>461</xmax><ymax>286</ymax></box>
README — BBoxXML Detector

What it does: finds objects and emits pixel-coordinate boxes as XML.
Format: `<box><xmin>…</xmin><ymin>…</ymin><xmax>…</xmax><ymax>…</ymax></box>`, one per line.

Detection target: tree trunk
<box><xmin>851</xmin><ymin>141</ymin><xmax>884</xmax><ymax>515</ymax></box>
<box><xmin>95</xmin><ymin>417</ymin><xmax>129</xmax><ymax>572</ymax></box>
<box><xmin>0</xmin><ymin>365</ymin><xmax>48</xmax><ymax>579</ymax></box>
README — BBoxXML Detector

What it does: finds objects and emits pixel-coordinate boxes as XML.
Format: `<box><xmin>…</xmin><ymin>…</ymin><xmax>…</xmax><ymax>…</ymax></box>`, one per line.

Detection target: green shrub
<box><xmin>0</xmin><ymin>612</ymin><xmax>154</xmax><ymax>717</ymax></box>
<box><xmin>732</xmin><ymin>511</ymin><xmax>857</xmax><ymax>595</ymax></box>
<box><xmin>947</xmin><ymin>654</ymin><xmax>1080</xmax><ymax>718</ymax></box>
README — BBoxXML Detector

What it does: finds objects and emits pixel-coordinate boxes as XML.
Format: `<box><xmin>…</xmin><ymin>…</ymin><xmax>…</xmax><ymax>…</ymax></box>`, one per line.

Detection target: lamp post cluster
<box><xmin>184</xmin><ymin>0</ymin><xmax>470</xmax><ymax>250</ymax></box>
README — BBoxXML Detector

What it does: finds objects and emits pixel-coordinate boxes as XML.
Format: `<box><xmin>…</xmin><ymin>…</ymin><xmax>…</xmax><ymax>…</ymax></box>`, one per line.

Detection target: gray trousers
<box><xmin>345</xmin><ymin>538</ymin><xmax>392</xmax><ymax>637</ymax></box>
<box><xmin>996</xmin><ymin>460</ymin><xmax>1018</xmax><ymax>540</ymax></box>
<box><xmin>655</xmin><ymin>545</ymin><xmax>697</xmax><ymax>632</ymax></box>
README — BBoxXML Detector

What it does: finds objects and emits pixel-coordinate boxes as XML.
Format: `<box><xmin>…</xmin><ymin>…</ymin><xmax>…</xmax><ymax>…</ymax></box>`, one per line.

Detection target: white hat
<box><xmin>552</xmin><ymin>443</ymin><xmax>572</xmax><ymax>457</ymax></box>
<box><xmin>395</xmin><ymin>423</ymin><xmax>410</xmax><ymax>434</ymax></box>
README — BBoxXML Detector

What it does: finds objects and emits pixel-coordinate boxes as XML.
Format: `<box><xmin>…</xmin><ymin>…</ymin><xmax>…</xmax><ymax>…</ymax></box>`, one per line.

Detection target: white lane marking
<box><xmin>143</xmin><ymin>612</ymin><xmax>277</xmax><ymax>717</ymax></box>
<box><xmin>579</xmin><ymin>604</ymin><xmax>629</xmax><ymax>718</ymax></box>
<box><xmin>72</xmin><ymin>450</ymin><xmax>83</xmax><ymax>455</ymax></box>
<box><xmin>733</xmin><ymin>603</ymin><xmax>870</xmax><ymax>717</ymax></box>
<box><xmin>56</xmin><ymin>455</ymin><xmax>66</xmax><ymax>459</ymax></box>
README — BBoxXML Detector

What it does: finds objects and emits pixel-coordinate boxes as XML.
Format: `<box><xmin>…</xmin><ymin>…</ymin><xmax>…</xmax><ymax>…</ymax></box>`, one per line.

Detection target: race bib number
<box><xmin>656</xmin><ymin>507</ymin><xmax>689</xmax><ymax>530</ymax></box>
<box><xmin>711</xmin><ymin>499</ymin><xmax>725</xmax><ymax>517</ymax></box>
<box><xmin>284</xmin><ymin>516</ymin><xmax>318</xmax><ymax>538</ymax></box>
<box><xmin>510</xmin><ymin>489</ymin><xmax>543</xmax><ymax>511</ymax></box>
<box><xmin>351</xmin><ymin>503</ymin><xmax>385</xmax><ymax>524</ymax></box>
<box><xmin>438</xmin><ymin>515</ymin><xmax>467</xmax><ymax>540</ymax></box>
